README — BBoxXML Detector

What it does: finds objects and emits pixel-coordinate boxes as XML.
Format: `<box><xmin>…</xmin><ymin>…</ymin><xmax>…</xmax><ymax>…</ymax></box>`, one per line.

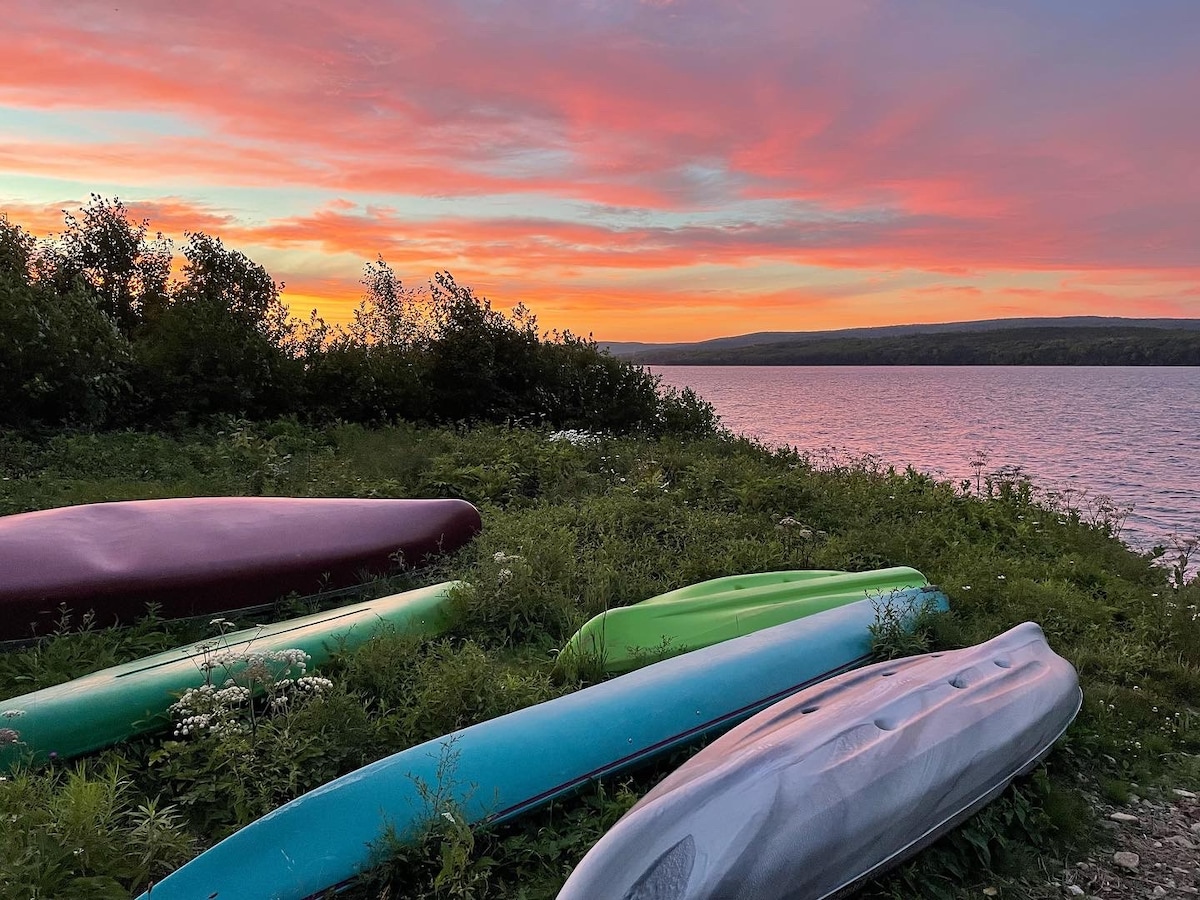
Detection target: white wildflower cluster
<box><xmin>548</xmin><ymin>429</ymin><xmax>600</xmax><ymax>446</ymax></box>
<box><xmin>268</xmin><ymin>674</ymin><xmax>335</xmax><ymax>711</ymax></box>
<box><xmin>171</xmin><ymin>646</ymin><xmax>329</xmax><ymax>739</ymax></box>
<box><xmin>295</xmin><ymin>676</ymin><xmax>334</xmax><ymax>694</ymax></box>
<box><xmin>493</xmin><ymin>551</ymin><xmax>525</xmax><ymax>586</ymax></box>
<box><xmin>170</xmin><ymin>682</ymin><xmax>253</xmax><ymax>737</ymax></box>
<box><xmin>0</xmin><ymin>709</ymin><xmax>23</xmax><ymax>745</ymax></box>
<box><xmin>776</xmin><ymin>517</ymin><xmax>824</xmax><ymax>541</ymax></box>
<box><xmin>213</xmin><ymin>646</ymin><xmax>309</xmax><ymax>677</ymax></box>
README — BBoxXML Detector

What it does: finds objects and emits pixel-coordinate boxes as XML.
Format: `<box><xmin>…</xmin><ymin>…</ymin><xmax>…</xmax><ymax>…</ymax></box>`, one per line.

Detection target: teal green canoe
<box><xmin>559</xmin><ymin>566</ymin><xmax>929</xmax><ymax>673</ymax></box>
<box><xmin>0</xmin><ymin>582</ymin><xmax>462</xmax><ymax>770</ymax></box>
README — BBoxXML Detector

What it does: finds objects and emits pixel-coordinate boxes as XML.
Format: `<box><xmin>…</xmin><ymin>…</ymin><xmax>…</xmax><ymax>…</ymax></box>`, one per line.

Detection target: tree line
<box><xmin>0</xmin><ymin>197</ymin><xmax>715</xmax><ymax>434</ymax></box>
<box><xmin>632</xmin><ymin>327</ymin><xmax>1200</xmax><ymax>366</ymax></box>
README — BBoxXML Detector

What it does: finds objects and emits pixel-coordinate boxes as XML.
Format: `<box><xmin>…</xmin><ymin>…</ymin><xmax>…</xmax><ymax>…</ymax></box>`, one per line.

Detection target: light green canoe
<box><xmin>559</xmin><ymin>567</ymin><xmax>929</xmax><ymax>673</ymax></box>
<box><xmin>0</xmin><ymin>581</ymin><xmax>463</xmax><ymax>770</ymax></box>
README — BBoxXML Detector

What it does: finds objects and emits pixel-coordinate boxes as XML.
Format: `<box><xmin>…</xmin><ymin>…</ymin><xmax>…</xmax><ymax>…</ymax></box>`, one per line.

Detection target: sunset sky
<box><xmin>3</xmin><ymin>0</ymin><xmax>1198</xmax><ymax>341</ymax></box>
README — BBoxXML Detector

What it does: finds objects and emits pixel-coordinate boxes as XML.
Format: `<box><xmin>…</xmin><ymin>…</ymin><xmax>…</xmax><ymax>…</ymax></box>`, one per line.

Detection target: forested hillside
<box><xmin>632</xmin><ymin>326</ymin><xmax>1200</xmax><ymax>365</ymax></box>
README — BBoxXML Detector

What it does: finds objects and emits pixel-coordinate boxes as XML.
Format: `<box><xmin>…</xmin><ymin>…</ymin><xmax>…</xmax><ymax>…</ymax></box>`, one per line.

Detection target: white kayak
<box><xmin>557</xmin><ymin>621</ymin><xmax>1081</xmax><ymax>900</ymax></box>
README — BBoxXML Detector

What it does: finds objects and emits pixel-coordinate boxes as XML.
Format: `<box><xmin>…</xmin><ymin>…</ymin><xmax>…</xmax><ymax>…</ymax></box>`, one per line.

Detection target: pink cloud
<box><xmin>4</xmin><ymin>0</ymin><xmax>1200</xmax><ymax>338</ymax></box>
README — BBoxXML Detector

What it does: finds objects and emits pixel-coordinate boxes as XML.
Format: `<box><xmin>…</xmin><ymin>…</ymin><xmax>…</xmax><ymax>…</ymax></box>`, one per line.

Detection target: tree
<box><xmin>132</xmin><ymin>232</ymin><xmax>297</xmax><ymax>420</ymax></box>
<box><xmin>0</xmin><ymin>215</ymin><xmax>34</xmax><ymax>282</ymax></box>
<box><xmin>174</xmin><ymin>232</ymin><xmax>291</xmax><ymax>343</ymax></box>
<box><xmin>350</xmin><ymin>255</ymin><xmax>426</xmax><ymax>347</ymax></box>
<box><xmin>0</xmin><ymin>271</ymin><xmax>132</xmax><ymax>426</ymax></box>
<box><xmin>36</xmin><ymin>195</ymin><xmax>172</xmax><ymax>335</ymax></box>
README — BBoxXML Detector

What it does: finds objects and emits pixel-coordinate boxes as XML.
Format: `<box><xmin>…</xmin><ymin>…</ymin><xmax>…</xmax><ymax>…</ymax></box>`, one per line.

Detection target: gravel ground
<box><xmin>1058</xmin><ymin>788</ymin><xmax>1198</xmax><ymax>899</ymax></box>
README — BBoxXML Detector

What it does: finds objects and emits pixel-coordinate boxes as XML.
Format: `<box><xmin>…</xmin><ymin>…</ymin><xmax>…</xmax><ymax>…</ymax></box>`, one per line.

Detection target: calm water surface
<box><xmin>653</xmin><ymin>366</ymin><xmax>1199</xmax><ymax>555</ymax></box>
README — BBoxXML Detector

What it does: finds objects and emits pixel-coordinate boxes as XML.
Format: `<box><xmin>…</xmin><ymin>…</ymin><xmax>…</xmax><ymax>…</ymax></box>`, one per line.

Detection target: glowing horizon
<box><xmin>3</xmin><ymin>1</ymin><xmax>1198</xmax><ymax>342</ymax></box>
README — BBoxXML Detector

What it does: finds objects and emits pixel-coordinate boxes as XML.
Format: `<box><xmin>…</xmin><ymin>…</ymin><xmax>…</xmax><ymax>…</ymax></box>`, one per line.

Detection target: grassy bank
<box><xmin>1</xmin><ymin>420</ymin><xmax>1197</xmax><ymax>899</ymax></box>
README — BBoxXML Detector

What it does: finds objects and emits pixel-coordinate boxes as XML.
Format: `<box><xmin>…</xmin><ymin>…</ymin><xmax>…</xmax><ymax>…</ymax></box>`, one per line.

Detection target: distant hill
<box><xmin>603</xmin><ymin>317</ymin><xmax>1200</xmax><ymax>365</ymax></box>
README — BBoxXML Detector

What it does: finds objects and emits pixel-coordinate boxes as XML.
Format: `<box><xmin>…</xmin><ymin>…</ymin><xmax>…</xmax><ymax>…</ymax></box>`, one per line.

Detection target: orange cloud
<box><xmin>4</xmin><ymin>1</ymin><xmax>1200</xmax><ymax>339</ymax></box>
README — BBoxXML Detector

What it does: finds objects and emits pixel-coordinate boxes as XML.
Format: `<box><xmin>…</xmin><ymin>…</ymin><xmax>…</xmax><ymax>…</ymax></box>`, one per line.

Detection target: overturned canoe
<box><xmin>0</xmin><ymin>497</ymin><xmax>481</xmax><ymax>639</ymax></box>
<box><xmin>135</xmin><ymin>587</ymin><xmax>950</xmax><ymax>900</ymax></box>
<box><xmin>557</xmin><ymin>622</ymin><xmax>1081</xmax><ymax>900</ymax></box>
<box><xmin>560</xmin><ymin>567</ymin><xmax>929</xmax><ymax>673</ymax></box>
<box><xmin>0</xmin><ymin>581</ymin><xmax>463</xmax><ymax>770</ymax></box>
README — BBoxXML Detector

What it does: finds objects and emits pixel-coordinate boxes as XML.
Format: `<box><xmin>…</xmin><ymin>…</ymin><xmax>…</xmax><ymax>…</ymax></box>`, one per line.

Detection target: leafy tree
<box><xmin>0</xmin><ymin>200</ymin><xmax>718</xmax><ymax>434</ymax></box>
<box><xmin>132</xmin><ymin>232</ymin><xmax>297</xmax><ymax>421</ymax></box>
<box><xmin>34</xmin><ymin>195</ymin><xmax>172</xmax><ymax>335</ymax></box>
<box><xmin>173</xmin><ymin>232</ymin><xmax>292</xmax><ymax>343</ymax></box>
<box><xmin>0</xmin><ymin>272</ymin><xmax>132</xmax><ymax>425</ymax></box>
<box><xmin>0</xmin><ymin>215</ymin><xmax>34</xmax><ymax>282</ymax></box>
<box><xmin>350</xmin><ymin>256</ymin><xmax>426</xmax><ymax>348</ymax></box>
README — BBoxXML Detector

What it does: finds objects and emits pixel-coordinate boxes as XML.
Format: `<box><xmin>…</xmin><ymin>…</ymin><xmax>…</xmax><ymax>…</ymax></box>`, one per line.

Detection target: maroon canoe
<box><xmin>0</xmin><ymin>497</ymin><xmax>482</xmax><ymax>639</ymax></box>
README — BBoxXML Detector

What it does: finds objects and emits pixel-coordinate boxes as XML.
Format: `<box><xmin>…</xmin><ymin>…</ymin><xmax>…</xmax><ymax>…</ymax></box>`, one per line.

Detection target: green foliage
<box><xmin>0</xmin><ymin>419</ymin><xmax>1197</xmax><ymax>897</ymax></box>
<box><xmin>868</xmin><ymin>588</ymin><xmax>942</xmax><ymax>660</ymax></box>
<box><xmin>34</xmin><ymin>194</ymin><xmax>172</xmax><ymax>336</ymax></box>
<box><xmin>1</xmin><ymin>200</ymin><xmax>713</xmax><ymax>434</ymax></box>
<box><xmin>0</xmin><ymin>214</ymin><xmax>35</xmax><ymax>281</ymax></box>
<box><xmin>147</xmin><ymin>684</ymin><xmax>374</xmax><ymax>835</ymax></box>
<box><xmin>0</xmin><ymin>605</ymin><xmax>189</xmax><ymax>701</ymax></box>
<box><xmin>0</xmin><ymin>762</ymin><xmax>194</xmax><ymax>897</ymax></box>
<box><xmin>0</xmin><ymin>273</ymin><xmax>133</xmax><ymax>426</ymax></box>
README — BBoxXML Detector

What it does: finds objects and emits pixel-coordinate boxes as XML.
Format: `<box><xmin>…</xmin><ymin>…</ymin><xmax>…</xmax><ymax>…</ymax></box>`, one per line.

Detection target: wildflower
<box><xmin>961</xmin><ymin>585</ymin><xmax>972</xmax><ymax>591</ymax></box>
<box><xmin>1</xmin><ymin>709</ymin><xmax>25</xmax><ymax>719</ymax></box>
<box><xmin>0</xmin><ymin>728</ymin><xmax>20</xmax><ymax>746</ymax></box>
<box><xmin>548</xmin><ymin>429</ymin><xmax>599</xmax><ymax>446</ymax></box>
<box><xmin>498</xmin><ymin>567</ymin><xmax>513</xmax><ymax>585</ymax></box>
<box><xmin>295</xmin><ymin>676</ymin><xmax>334</xmax><ymax>694</ymax></box>
<box><xmin>997</xmin><ymin>575</ymin><xmax>1006</xmax><ymax>581</ymax></box>
<box><xmin>441</xmin><ymin>811</ymin><xmax>457</xmax><ymax>824</ymax></box>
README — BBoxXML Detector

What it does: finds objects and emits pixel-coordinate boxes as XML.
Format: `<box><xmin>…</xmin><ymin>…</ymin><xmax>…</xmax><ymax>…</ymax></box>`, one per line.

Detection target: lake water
<box><xmin>653</xmin><ymin>366</ymin><xmax>1199</xmax><ymax>558</ymax></box>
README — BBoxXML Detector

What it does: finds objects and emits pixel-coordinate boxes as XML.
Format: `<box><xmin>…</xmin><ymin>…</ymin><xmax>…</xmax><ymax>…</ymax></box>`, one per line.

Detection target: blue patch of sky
<box><xmin>0</xmin><ymin>107</ymin><xmax>205</xmax><ymax>143</ymax></box>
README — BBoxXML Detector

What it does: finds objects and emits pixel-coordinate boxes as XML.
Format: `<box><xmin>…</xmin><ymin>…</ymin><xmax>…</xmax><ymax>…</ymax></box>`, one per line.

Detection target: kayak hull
<box><xmin>0</xmin><ymin>582</ymin><xmax>463</xmax><ymax>769</ymax></box>
<box><xmin>560</xmin><ymin>567</ymin><xmax>930</xmax><ymax>673</ymax></box>
<box><xmin>0</xmin><ymin>497</ymin><xmax>481</xmax><ymax>638</ymax></box>
<box><xmin>137</xmin><ymin>586</ymin><xmax>949</xmax><ymax>900</ymax></box>
<box><xmin>557</xmin><ymin>622</ymin><xmax>1081</xmax><ymax>900</ymax></box>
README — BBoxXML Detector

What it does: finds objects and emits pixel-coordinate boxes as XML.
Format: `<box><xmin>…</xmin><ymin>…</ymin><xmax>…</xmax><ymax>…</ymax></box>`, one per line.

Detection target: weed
<box><xmin>868</xmin><ymin>588</ymin><xmax>944</xmax><ymax>661</ymax></box>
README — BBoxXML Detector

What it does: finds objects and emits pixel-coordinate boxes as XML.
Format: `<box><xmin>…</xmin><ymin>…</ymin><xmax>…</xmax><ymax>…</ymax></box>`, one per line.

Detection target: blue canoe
<box><xmin>138</xmin><ymin>586</ymin><xmax>949</xmax><ymax>900</ymax></box>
